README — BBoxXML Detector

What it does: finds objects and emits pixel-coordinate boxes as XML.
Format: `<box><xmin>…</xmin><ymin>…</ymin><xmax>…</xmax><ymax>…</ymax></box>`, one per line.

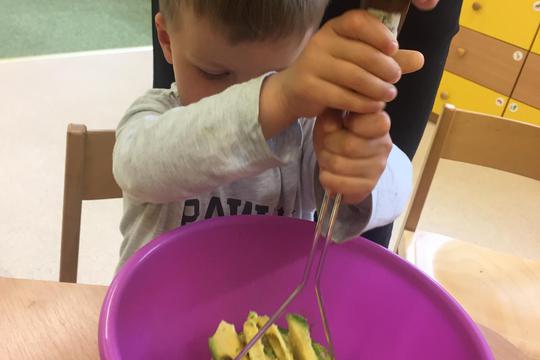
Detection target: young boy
<box><xmin>113</xmin><ymin>0</ymin><xmax>424</xmax><ymax>267</ymax></box>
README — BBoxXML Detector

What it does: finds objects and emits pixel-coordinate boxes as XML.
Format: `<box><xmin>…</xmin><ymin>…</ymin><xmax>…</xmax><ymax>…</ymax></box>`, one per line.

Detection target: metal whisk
<box><xmin>235</xmin><ymin>190</ymin><xmax>342</xmax><ymax>360</ymax></box>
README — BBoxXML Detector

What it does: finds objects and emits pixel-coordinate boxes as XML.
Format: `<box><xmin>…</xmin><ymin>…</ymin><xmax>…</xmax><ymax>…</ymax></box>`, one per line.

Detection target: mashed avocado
<box><xmin>209</xmin><ymin>313</ymin><xmax>330</xmax><ymax>360</ymax></box>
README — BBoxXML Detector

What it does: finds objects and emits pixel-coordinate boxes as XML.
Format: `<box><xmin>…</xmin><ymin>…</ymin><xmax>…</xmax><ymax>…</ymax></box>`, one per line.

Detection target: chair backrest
<box><xmin>404</xmin><ymin>105</ymin><xmax>540</xmax><ymax>235</ymax></box>
<box><xmin>60</xmin><ymin>124</ymin><xmax>122</xmax><ymax>283</ymax></box>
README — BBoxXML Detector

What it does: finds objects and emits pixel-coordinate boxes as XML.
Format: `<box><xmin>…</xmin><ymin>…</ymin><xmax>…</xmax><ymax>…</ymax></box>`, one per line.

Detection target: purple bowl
<box><xmin>99</xmin><ymin>215</ymin><xmax>493</xmax><ymax>359</ymax></box>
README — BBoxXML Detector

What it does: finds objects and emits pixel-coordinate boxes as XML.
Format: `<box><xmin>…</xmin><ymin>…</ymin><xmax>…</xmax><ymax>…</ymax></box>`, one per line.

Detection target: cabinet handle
<box><xmin>457</xmin><ymin>47</ymin><xmax>467</xmax><ymax>57</ymax></box>
<box><xmin>472</xmin><ymin>2</ymin><xmax>482</xmax><ymax>11</ymax></box>
<box><xmin>440</xmin><ymin>91</ymin><xmax>450</xmax><ymax>100</ymax></box>
<box><xmin>509</xmin><ymin>103</ymin><xmax>519</xmax><ymax>113</ymax></box>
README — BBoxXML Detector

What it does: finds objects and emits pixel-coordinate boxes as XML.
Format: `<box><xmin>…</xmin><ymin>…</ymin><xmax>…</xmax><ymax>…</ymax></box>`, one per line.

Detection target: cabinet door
<box><xmin>433</xmin><ymin>71</ymin><xmax>507</xmax><ymax>116</ymax></box>
<box><xmin>504</xmin><ymin>100</ymin><xmax>540</xmax><ymax>126</ymax></box>
<box><xmin>532</xmin><ymin>23</ymin><xmax>540</xmax><ymax>55</ymax></box>
<box><xmin>512</xmin><ymin>52</ymin><xmax>540</xmax><ymax>109</ymax></box>
<box><xmin>445</xmin><ymin>27</ymin><xmax>526</xmax><ymax>96</ymax></box>
<box><xmin>460</xmin><ymin>0</ymin><xmax>540</xmax><ymax>49</ymax></box>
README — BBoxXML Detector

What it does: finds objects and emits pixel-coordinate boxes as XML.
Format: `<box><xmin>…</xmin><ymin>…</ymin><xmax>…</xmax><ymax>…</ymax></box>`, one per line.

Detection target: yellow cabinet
<box><xmin>434</xmin><ymin>71</ymin><xmax>508</xmax><ymax>116</ymax></box>
<box><xmin>532</xmin><ymin>24</ymin><xmax>540</xmax><ymax>55</ymax></box>
<box><xmin>460</xmin><ymin>0</ymin><xmax>540</xmax><ymax>49</ymax></box>
<box><xmin>445</xmin><ymin>27</ymin><xmax>526</xmax><ymax>96</ymax></box>
<box><xmin>504</xmin><ymin>99</ymin><xmax>540</xmax><ymax>126</ymax></box>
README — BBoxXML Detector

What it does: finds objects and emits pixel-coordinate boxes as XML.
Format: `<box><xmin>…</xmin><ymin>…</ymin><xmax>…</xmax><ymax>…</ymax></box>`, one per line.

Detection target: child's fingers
<box><xmin>344</xmin><ymin>112</ymin><xmax>391</xmax><ymax>139</ymax></box>
<box><xmin>328</xmin><ymin>37</ymin><xmax>402</xmax><ymax>84</ymax></box>
<box><xmin>319</xmin><ymin>57</ymin><xmax>397</xmax><ymax>102</ymax></box>
<box><xmin>314</xmin><ymin>109</ymin><xmax>343</xmax><ymax>155</ymax></box>
<box><xmin>315</xmin><ymin>108</ymin><xmax>343</xmax><ymax>135</ymax></box>
<box><xmin>394</xmin><ymin>50</ymin><xmax>425</xmax><ymax>75</ymax></box>
<box><xmin>319</xmin><ymin>170</ymin><xmax>375</xmax><ymax>205</ymax></box>
<box><xmin>327</xmin><ymin>10</ymin><xmax>398</xmax><ymax>56</ymax></box>
<box><xmin>323</xmin><ymin>131</ymin><xmax>392</xmax><ymax>159</ymax></box>
<box><xmin>314</xmin><ymin>109</ymin><xmax>393</xmax><ymax>205</ymax></box>
<box><xmin>311</xmin><ymin>79</ymin><xmax>386</xmax><ymax>114</ymax></box>
<box><xmin>318</xmin><ymin>150</ymin><xmax>385</xmax><ymax>178</ymax></box>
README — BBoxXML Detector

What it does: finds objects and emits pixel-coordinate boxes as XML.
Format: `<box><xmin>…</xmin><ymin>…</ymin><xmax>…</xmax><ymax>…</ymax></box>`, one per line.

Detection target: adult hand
<box><xmin>412</xmin><ymin>0</ymin><xmax>440</xmax><ymax>11</ymax></box>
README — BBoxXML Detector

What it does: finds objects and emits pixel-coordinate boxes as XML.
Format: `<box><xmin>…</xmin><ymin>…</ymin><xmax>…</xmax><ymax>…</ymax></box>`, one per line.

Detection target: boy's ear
<box><xmin>155</xmin><ymin>13</ymin><xmax>173</xmax><ymax>65</ymax></box>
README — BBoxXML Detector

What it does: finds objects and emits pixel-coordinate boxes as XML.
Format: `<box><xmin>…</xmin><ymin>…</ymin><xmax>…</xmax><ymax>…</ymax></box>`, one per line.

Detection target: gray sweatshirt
<box><xmin>113</xmin><ymin>75</ymin><xmax>412</xmax><ymax>267</ymax></box>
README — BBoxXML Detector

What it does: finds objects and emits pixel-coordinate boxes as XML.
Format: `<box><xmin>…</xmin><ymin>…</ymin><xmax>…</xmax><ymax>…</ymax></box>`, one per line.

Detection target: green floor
<box><xmin>0</xmin><ymin>0</ymin><xmax>151</xmax><ymax>59</ymax></box>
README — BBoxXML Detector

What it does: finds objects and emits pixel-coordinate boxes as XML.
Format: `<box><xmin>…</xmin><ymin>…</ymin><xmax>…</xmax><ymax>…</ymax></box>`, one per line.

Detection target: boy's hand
<box><xmin>310</xmin><ymin>46</ymin><xmax>424</xmax><ymax>204</ymax></box>
<box><xmin>313</xmin><ymin>109</ymin><xmax>392</xmax><ymax>205</ymax></box>
<box><xmin>260</xmin><ymin>10</ymin><xmax>423</xmax><ymax>139</ymax></box>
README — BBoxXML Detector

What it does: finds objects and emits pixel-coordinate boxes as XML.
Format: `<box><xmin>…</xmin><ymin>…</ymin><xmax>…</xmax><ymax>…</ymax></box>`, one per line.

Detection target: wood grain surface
<box><xmin>412</xmin><ymin>232</ymin><xmax>540</xmax><ymax>359</ymax></box>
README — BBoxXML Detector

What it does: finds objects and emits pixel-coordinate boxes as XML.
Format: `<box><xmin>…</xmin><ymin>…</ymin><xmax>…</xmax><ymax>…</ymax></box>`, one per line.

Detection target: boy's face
<box><xmin>156</xmin><ymin>7</ymin><xmax>313</xmax><ymax>105</ymax></box>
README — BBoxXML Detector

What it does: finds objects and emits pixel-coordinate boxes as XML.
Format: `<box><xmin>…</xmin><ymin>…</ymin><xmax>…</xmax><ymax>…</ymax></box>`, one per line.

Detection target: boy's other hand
<box><xmin>260</xmin><ymin>10</ymin><xmax>424</xmax><ymax>139</ymax></box>
<box><xmin>313</xmin><ymin>109</ymin><xmax>392</xmax><ymax>205</ymax></box>
<box><xmin>282</xmin><ymin>10</ymin><xmax>400</xmax><ymax>118</ymax></box>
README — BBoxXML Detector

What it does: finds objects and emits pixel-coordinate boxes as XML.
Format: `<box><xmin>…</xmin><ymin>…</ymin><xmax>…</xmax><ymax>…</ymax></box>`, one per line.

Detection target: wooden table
<box><xmin>0</xmin><ymin>277</ymin><xmax>530</xmax><ymax>359</ymax></box>
<box><xmin>411</xmin><ymin>231</ymin><xmax>540</xmax><ymax>359</ymax></box>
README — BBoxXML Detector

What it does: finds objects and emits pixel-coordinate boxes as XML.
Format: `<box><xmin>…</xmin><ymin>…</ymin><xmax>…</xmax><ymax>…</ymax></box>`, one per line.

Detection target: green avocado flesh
<box><xmin>209</xmin><ymin>313</ymin><xmax>331</xmax><ymax>360</ymax></box>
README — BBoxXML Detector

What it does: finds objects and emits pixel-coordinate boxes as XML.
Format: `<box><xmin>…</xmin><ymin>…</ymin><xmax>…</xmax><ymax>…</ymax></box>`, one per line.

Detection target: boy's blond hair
<box><xmin>159</xmin><ymin>0</ymin><xmax>330</xmax><ymax>43</ymax></box>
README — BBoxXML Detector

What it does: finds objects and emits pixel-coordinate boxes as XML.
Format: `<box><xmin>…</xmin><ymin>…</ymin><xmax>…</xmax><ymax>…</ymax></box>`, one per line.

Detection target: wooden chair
<box><xmin>60</xmin><ymin>124</ymin><xmax>122</xmax><ymax>283</ymax></box>
<box><xmin>396</xmin><ymin>105</ymin><xmax>540</xmax><ymax>358</ymax></box>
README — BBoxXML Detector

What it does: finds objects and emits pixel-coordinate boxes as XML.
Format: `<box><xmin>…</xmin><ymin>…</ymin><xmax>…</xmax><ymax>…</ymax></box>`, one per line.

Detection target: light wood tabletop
<box><xmin>0</xmin><ymin>276</ymin><xmax>531</xmax><ymax>359</ymax></box>
<box><xmin>411</xmin><ymin>231</ymin><xmax>540</xmax><ymax>359</ymax></box>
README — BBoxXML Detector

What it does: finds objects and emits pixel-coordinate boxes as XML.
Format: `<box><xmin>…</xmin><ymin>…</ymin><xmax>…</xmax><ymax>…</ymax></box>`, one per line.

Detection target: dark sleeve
<box><xmin>387</xmin><ymin>0</ymin><xmax>463</xmax><ymax>159</ymax></box>
<box><xmin>152</xmin><ymin>0</ymin><xmax>175</xmax><ymax>89</ymax></box>
<box><xmin>322</xmin><ymin>0</ymin><xmax>462</xmax><ymax>247</ymax></box>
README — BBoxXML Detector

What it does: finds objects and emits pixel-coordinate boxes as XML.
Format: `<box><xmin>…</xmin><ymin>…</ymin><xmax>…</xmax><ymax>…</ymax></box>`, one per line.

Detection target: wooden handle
<box><xmin>440</xmin><ymin>91</ymin><xmax>450</xmax><ymax>100</ymax></box>
<box><xmin>472</xmin><ymin>2</ymin><xmax>482</xmax><ymax>11</ymax></box>
<box><xmin>457</xmin><ymin>47</ymin><xmax>467</xmax><ymax>57</ymax></box>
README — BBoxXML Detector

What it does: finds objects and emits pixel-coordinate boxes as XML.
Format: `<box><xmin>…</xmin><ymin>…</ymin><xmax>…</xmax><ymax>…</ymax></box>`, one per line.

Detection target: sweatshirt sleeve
<box><xmin>113</xmin><ymin>75</ymin><xmax>301</xmax><ymax>203</ymax></box>
<box><xmin>299</xmin><ymin>119</ymin><xmax>413</xmax><ymax>242</ymax></box>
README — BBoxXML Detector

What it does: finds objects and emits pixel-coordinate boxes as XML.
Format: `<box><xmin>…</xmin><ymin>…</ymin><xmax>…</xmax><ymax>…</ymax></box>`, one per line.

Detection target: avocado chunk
<box><xmin>256</xmin><ymin>315</ymin><xmax>270</xmax><ymax>329</ymax></box>
<box><xmin>313</xmin><ymin>343</ymin><xmax>332</xmax><ymax>360</ymax></box>
<box><xmin>287</xmin><ymin>314</ymin><xmax>319</xmax><ymax>360</ymax></box>
<box><xmin>243</xmin><ymin>312</ymin><xmax>271</xmax><ymax>360</ymax></box>
<box><xmin>262</xmin><ymin>342</ymin><xmax>277</xmax><ymax>359</ymax></box>
<box><xmin>209</xmin><ymin>321</ymin><xmax>244</xmax><ymax>360</ymax></box>
<box><xmin>258</xmin><ymin>316</ymin><xmax>294</xmax><ymax>360</ymax></box>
